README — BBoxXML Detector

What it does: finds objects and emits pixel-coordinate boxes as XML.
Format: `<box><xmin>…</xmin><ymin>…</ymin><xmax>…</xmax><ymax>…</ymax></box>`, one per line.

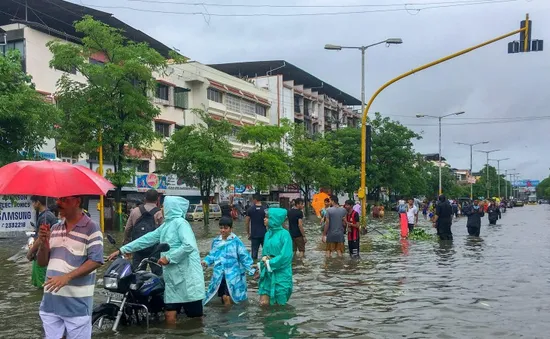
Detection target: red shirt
<box><xmin>346</xmin><ymin>210</ymin><xmax>360</xmax><ymax>241</ymax></box>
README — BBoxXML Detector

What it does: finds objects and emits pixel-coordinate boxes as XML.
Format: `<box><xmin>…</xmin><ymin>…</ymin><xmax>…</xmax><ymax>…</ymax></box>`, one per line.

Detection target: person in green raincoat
<box><xmin>108</xmin><ymin>196</ymin><xmax>205</xmax><ymax>324</ymax></box>
<box><xmin>256</xmin><ymin>207</ymin><xmax>293</xmax><ymax>306</ymax></box>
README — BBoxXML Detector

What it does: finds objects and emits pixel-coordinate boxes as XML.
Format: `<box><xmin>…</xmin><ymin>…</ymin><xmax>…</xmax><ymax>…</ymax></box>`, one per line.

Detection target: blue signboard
<box><xmin>136</xmin><ymin>173</ymin><xmax>167</xmax><ymax>192</ymax></box>
<box><xmin>512</xmin><ymin>179</ymin><xmax>540</xmax><ymax>187</ymax></box>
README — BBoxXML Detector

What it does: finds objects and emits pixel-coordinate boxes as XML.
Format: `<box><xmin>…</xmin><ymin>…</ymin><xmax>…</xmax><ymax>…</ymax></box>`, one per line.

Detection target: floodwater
<box><xmin>1</xmin><ymin>205</ymin><xmax>549</xmax><ymax>338</ymax></box>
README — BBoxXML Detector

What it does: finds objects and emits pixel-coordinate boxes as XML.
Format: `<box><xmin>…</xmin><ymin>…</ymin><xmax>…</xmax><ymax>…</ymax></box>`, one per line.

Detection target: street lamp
<box><xmin>476</xmin><ymin>149</ymin><xmax>500</xmax><ymax>199</ymax></box>
<box><xmin>416</xmin><ymin>111</ymin><xmax>465</xmax><ymax>195</ymax></box>
<box><xmin>504</xmin><ymin>168</ymin><xmax>516</xmax><ymax>199</ymax></box>
<box><xmin>455</xmin><ymin>141</ymin><xmax>489</xmax><ymax>199</ymax></box>
<box><xmin>324</xmin><ymin>38</ymin><xmax>403</xmax><ymax>117</ymax></box>
<box><xmin>489</xmin><ymin>158</ymin><xmax>509</xmax><ymax>198</ymax></box>
<box><xmin>325</xmin><ymin>38</ymin><xmax>402</xmax><ymax>220</ymax></box>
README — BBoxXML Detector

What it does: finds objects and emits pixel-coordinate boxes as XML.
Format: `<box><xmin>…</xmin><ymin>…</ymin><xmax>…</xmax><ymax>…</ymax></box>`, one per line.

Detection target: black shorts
<box><xmin>217</xmin><ymin>276</ymin><xmax>230</xmax><ymax>298</ymax></box>
<box><xmin>165</xmin><ymin>299</ymin><xmax>203</xmax><ymax>318</ymax></box>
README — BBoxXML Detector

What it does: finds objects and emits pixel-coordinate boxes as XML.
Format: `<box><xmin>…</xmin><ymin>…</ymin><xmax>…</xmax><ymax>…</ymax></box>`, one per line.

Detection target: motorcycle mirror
<box><xmin>157</xmin><ymin>243</ymin><xmax>170</xmax><ymax>252</ymax></box>
<box><xmin>106</xmin><ymin>234</ymin><xmax>117</xmax><ymax>245</ymax></box>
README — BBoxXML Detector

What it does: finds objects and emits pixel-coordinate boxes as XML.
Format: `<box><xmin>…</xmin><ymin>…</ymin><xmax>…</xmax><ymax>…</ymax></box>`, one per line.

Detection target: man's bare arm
<box><xmin>245</xmin><ymin>216</ymin><xmax>251</xmax><ymax>237</ymax></box>
<box><xmin>323</xmin><ymin>214</ymin><xmax>330</xmax><ymax>236</ymax></box>
<box><xmin>66</xmin><ymin>260</ymin><xmax>102</xmax><ymax>280</ymax></box>
<box><xmin>36</xmin><ymin>241</ymin><xmax>50</xmax><ymax>267</ymax></box>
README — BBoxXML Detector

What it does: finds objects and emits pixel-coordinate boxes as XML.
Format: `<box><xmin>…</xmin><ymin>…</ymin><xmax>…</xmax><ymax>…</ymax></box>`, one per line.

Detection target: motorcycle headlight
<box><xmin>103</xmin><ymin>277</ymin><xmax>118</xmax><ymax>289</ymax></box>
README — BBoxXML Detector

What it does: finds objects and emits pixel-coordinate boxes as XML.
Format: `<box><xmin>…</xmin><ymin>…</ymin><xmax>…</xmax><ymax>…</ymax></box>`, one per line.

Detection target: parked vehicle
<box><xmin>513</xmin><ymin>200</ymin><xmax>524</xmax><ymax>207</ymax></box>
<box><xmin>92</xmin><ymin>235</ymin><xmax>169</xmax><ymax>333</ymax></box>
<box><xmin>185</xmin><ymin>203</ymin><xmax>222</xmax><ymax>221</ymax></box>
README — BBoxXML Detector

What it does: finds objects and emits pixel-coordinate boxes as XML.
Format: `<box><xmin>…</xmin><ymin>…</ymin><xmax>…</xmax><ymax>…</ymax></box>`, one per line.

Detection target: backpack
<box><xmin>398</xmin><ymin>204</ymin><xmax>407</xmax><ymax>213</ymax></box>
<box><xmin>131</xmin><ymin>205</ymin><xmax>160</xmax><ymax>242</ymax></box>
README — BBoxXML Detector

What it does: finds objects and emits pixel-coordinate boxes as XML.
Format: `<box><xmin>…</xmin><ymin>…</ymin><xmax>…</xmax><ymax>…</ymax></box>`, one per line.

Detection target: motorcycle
<box><xmin>92</xmin><ymin>234</ymin><xmax>169</xmax><ymax>333</ymax></box>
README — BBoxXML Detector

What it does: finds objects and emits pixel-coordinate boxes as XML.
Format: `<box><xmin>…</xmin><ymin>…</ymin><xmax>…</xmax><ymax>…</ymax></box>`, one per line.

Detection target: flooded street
<box><xmin>0</xmin><ymin>205</ymin><xmax>549</xmax><ymax>338</ymax></box>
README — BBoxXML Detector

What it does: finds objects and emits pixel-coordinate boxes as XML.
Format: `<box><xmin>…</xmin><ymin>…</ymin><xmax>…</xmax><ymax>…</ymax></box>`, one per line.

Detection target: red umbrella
<box><xmin>0</xmin><ymin>160</ymin><xmax>115</xmax><ymax>198</ymax></box>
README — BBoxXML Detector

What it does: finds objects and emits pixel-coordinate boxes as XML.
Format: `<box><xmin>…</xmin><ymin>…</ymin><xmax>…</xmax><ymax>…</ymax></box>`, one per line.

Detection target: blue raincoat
<box><xmin>258</xmin><ymin>208</ymin><xmax>293</xmax><ymax>305</ymax></box>
<box><xmin>203</xmin><ymin>233</ymin><xmax>255</xmax><ymax>305</ymax></box>
<box><xmin>120</xmin><ymin>196</ymin><xmax>205</xmax><ymax>304</ymax></box>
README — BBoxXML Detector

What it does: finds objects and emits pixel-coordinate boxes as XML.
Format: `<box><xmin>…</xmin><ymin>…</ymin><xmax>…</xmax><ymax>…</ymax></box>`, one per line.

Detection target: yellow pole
<box><xmin>523</xmin><ymin>13</ymin><xmax>529</xmax><ymax>52</ymax></box>
<box><xmin>360</xmin><ymin>19</ymin><xmax>528</xmax><ymax>225</ymax></box>
<box><xmin>98</xmin><ymin>132</ymin><xmax>105</xmax><ymax>233</ymax></box>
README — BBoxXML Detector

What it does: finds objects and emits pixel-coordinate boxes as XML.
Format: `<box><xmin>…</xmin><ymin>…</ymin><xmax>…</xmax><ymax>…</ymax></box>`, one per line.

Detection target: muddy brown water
<box><xmin>0</xmin><ymin>205</ymin><xmax>549</xmax><ymax>338</ymax></box>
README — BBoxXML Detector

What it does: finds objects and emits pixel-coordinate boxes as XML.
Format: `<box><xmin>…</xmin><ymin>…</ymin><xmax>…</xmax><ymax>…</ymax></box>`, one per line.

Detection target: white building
<box><xmin>210</xmin><ymin>60</ymin><xmax>361</xmax><ymax>136</ymax></box>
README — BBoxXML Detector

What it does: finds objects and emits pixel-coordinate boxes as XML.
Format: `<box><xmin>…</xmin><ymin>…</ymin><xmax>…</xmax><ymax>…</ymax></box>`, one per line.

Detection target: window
<box><xmin>155</xmin><ymin>122</ymin><xmax>170</xmax><ymax>137</ymax></box>
<box><xmin>256</xmin><ymin>104</ymin><xmax>267</xmax><ymax>117</ymax></box>
<box><xmin>304</xmin><ymin>100</ymin><xmax>310</xmax><ymax>116</ymax></box>
<box><xmin>1</xmin><ymin>40</ymin><xmax>26</xmax><ymax>72</ymax></box>
<box><xmin>241</xmin><ymin>99</ymin><xmax>256</xmax><ymax>116</ymax></box>
<box><xmin>137</xmin><ymin>161</ymin><xmax>149</xmax><ymax>173</ymax></box>
<box><xmin>174</xmin><ymin>87</ymin><xmax>189</xmax><ymax>109</ymax></box>
<box><xmin>57</xmin><ymin>151</ymin><xmax>78</xmax><ymax>163</ymax></box>
<box><xmin>155</xmin><ymin>83</ymin><xmax>169</xmax><ymax>101</ymax></box>
<box><xmin>225</xmin><ymin>94</ymin><xmax>241</xmax><ymax>112</ymax></box>
<box><xmin>294</xmin><ymin>95</ymin><xmax>301</xmax><ymax>113</ymax></box>
<box><xmin>207</xmin><ymin>88</ymin><xmax>222</xmax><ymax>103</ymax></box>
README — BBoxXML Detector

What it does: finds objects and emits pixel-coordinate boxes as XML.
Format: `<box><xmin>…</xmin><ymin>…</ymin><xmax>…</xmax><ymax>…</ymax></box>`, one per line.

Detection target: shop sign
<box><xmin>0</xmin><ymin>196</ymin><xmax>36</xmax><ymax>232</ymax></box>
<box><xmin>136</xmin><ymin>173</ymin><xmax>167</xmax><ymax>192</ymax></box>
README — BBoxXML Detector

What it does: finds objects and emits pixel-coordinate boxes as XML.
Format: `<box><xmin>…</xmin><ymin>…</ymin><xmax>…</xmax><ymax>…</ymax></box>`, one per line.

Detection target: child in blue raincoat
<box><xmin>202</xmin><ymin>217</ymin><xmax>255</xmax><ymax>306</ymax></box>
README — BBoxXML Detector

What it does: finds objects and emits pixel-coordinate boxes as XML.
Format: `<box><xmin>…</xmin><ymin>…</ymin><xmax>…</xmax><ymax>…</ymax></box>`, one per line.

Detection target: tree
<box><xmin>365</xmin><ymin>113</ymin><xmax>422</xmax><ymax>200</ymax></box>
<box><xmin>288</xmin><ymin>126</ymin><xmax>340</xmax><ymax>214</ymax></box>
<box><xmin>536</xmin><ymin>177</ymin><xmax>550</xmax><ymax>199</ymax></box>
<box><xmin>48</xmin><ymin>16</ymin><xmax>176</xmax><ymax>227</ymax></box>
<box><xmin>471</xmin><ymin>165</ymin><xmax>508</xmax><ymax>199</ymax></box>
<box><xmin>236</xmin><ymin>122</ymin><xmax>290</xmax><ymax>193</ymax></box>
<box><xmin>161</xmin><ymin>109</ymin><xmax>235</xmax><ymax>226</ymax></box>
<box><xmin>324</xmin><ymin>127</ymin><xmax>361</xmax><ymax>198</ymax></box>
<box><xmin>0</xmin><ymin>50</ymin><xmax>61</xmax><ymax>165</ymax></box>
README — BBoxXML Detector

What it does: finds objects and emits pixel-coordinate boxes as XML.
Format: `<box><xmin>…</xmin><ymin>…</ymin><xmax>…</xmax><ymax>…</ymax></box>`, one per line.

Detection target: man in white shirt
<box><xmin>406</xmin><ymin>199</ymin><xmax>419</xmax><ymax>233</ymax></box>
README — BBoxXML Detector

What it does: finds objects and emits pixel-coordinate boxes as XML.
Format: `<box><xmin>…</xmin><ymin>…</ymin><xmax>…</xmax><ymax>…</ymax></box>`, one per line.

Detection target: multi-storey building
<box><xmin>210</xmin><ymin>60</ymin><xmax>361</xmax><ymax>135</ymax></box>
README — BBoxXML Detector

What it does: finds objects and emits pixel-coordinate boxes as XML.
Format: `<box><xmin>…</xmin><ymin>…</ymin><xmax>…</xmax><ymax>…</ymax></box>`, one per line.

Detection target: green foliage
<box><xmin>323</xmin><ymin>127</ymin><xmax>361</xmax><ymax>197</ymax></box>
<box><xmin>365</xmin><ymin>113</ymin><xmax>422</xmax><ymax>199</ymax></box>
<box><xmin>536</xmin><ymin>177</ymin><xmax>550</xmax><ymax>199</ymax></box>
<box><xmin>0</xmin><ymin>50</ymin><xmax>61</xmax><ymax>165</ymax></box>
<box><xmin>471</xmin><ymin>165</ymin><xmax>509</xmax><ymax>199</ymax></box>
<box><xmin>48</xmin><ymin>16</ymin><xmax>171</xmax><ymax>184</ymax></box>
<box><xmin>236</xmin><ymin>123</ymin><xmax>290</xmax><ymax>192</ymax></box>
<box><xmin>382</xmin><ymin>226</ymin><xmax>436</xmax><ymax>241</ymax></box>
<box><xmin>161</xmin><ymin>109</ymin><xmax>235</xmax><ymax>226</ymax></box>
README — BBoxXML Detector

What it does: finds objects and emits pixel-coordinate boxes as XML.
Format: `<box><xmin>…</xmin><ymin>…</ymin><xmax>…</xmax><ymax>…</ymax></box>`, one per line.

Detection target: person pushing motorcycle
<box><xmin>108</xmin><ymin>196</ymin><xmax>205</xmax><ymax>325</ymax></box>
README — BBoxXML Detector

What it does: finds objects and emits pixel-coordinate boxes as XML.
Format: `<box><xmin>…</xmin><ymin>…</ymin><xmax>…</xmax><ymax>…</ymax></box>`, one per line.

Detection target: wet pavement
<box><xmin>0</xmin><ymin>204</ymin><xmax>549</xmax><ymax>338</ymax></box>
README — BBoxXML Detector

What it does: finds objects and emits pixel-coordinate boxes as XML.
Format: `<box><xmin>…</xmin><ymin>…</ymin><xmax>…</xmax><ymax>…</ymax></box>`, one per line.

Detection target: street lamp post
<box><xmin>504</xmin><ymin>168</ymin><xmax>516</xmax><ymax>199</ymax></box>
<box><xmin>477</xmin><ymin>149</ymin><xmax>500</xmax><ymax>199</ymax></box>
<box><xmin>416</xmin><ymin>111</ymin><xmax>465</xmax><ymax>196</ymax></box>
<box><xmin>489</xmin><ymin>158</ymin><xmax>509</xmax><ymax>198</ymax></box>
<box><xmin>509</xmin><ymin>172</ymin><xmax>520</xmax><ymax>199</ymax></box>
<box><xmin>325</xmin><ymin>38</ymin><xmax>402</xmax><ymax>221</ymax></box>
<box><xmin>455</xmin><ymin>141</ymin><xmax>489</xmax><ymax>199</ymax></box>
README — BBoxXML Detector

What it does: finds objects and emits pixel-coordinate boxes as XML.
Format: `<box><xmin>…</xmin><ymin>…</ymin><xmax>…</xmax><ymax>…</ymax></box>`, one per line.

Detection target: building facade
<box><xmin>210</xmin><ymin>60</ymin><xmax>361</xmax><ymax>136</ymax></box>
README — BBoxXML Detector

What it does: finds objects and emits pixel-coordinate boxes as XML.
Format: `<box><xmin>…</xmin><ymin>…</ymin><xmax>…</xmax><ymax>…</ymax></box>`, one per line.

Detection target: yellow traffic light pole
<box><xmin>359</xmin><ymin>14</ymin><xmax>530</xmax><ymax>226</ymax></box>
<box><xmin>98</xmin><ymin>132</ymin><xmax>105</xmax><ymax>233</ymax></box>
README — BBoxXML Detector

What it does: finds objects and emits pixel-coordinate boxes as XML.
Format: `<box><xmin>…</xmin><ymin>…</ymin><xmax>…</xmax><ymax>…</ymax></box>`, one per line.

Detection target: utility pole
<box><xmin>477</xmin><ymin>149</ymin><xmax>500</xmax><ymax>199</ymax></box>
<box><xmin>504</xmin><ymin>169</ymin><xmax>515</xmax><ymax>199</ymax></box>
<box><xmin>456</xmin><ymin>141</ymin><xmax>489</xmax><ymax>199</ymax></box>
<box><xmin>489</xmin><ymin>158</ymin><xmax>509</xmax><ymax>198</ymax></box>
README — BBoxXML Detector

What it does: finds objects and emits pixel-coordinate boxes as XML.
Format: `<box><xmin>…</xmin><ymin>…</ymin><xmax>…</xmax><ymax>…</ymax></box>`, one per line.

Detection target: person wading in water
<box><xmin>464</xmin><ymin>200</ymin><xmax>485</xmax><ymax>236</ymax></box>
<box><xmin>432</xmin><ymin>195</ymin><xmax>453</xmax><ymax>241</ymax></box>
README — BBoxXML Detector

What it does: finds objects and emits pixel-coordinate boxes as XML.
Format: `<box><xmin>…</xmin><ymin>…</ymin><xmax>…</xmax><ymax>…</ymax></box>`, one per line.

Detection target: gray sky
<box><xmin>70</xmin><ymin>0</ymin><xmax>550</xmax><ymax>180</ymax></box>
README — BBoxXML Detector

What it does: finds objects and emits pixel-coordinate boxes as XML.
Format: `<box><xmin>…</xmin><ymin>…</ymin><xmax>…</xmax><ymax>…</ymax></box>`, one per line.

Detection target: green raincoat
<box><xmin>258</xmin><ymin>207</ymin><xmax>293</xmax><ymax>305</ymax></box>
<box><xmin>120</xmin><ymin>196</ymin><xmax>205</xmax><ymax>304</ymax></box>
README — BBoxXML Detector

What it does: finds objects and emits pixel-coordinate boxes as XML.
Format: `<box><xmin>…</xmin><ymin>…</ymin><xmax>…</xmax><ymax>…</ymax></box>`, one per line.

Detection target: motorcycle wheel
<box><xmin>92</xmin><ymin>304</ymin><xmax>120</xmax><ymax>333</ymax></box>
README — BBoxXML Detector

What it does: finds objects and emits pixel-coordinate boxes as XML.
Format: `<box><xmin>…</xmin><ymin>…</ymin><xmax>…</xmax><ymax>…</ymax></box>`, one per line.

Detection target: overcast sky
<box><xmin>69</xmin><ymin>0</ymin><xmax>550</xmax><ymax>180</ymax></box>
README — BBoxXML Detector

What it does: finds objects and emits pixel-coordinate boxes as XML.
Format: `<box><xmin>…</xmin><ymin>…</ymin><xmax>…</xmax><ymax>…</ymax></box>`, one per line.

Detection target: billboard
<box><xmin>0</xmin><ymin>196</ymin><xmax>36</xmax><ymax>232</ymax></box>
<box><xmin>512</xmin><ymin>179</ymin><xmax>540</xmax><ymax>187</ymax></box>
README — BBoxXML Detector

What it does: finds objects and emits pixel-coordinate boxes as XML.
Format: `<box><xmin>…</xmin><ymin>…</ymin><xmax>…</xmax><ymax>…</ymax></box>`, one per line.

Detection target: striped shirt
<box><xmin>39</xmin><ymin>214</ymin><xmax>104</xmax><ymax>317</ymax></box>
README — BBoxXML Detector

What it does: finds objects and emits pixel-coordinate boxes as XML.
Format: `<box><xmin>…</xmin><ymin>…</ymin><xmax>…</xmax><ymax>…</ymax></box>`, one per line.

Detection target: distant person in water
<box><xmin>256</xmin><ymin>208</ymin><xmax>293</xmax><ymax>306</ymax></box>
<box><xmin>464</xmin><ymin>200</ymin><xmax>484</xmax><ymax>236</ymax></box>
<box><xmin>433</xmin><ymin>195</ymin><xmax>453</xmax><ymax>241</ymax></box>
<box><xmin>487</xmin><ymin>201</ymin><xmax>501</xmax><ymax>225</ymax></box>
<box><xmin>202</xmin><ymin>217</ymin><xmax>255</xmax><ymax>306</ymax></box>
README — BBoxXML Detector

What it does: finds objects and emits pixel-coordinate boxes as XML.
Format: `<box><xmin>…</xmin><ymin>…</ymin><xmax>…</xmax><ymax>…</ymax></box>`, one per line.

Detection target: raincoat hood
<box><xmin>163</xmin><ymin>196</ymin><xmax>189</xmax><ymax>220</ymax></box>
<box><xmin>267</xmin><ymin>208</ymin><xmax>287</xmax><ymax>231</ymax></box>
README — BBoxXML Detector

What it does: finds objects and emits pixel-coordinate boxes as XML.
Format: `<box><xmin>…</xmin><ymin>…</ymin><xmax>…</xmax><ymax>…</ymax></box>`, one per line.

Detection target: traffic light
<box><xmin>508</xmin><ymin>16</ymin><xmax>543</xmax><ymax>53</ymax></box>
<box><xmin>366</xmin><ymin>124</ymin><xmax>372</xmax><ymax>163</ymax></box>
